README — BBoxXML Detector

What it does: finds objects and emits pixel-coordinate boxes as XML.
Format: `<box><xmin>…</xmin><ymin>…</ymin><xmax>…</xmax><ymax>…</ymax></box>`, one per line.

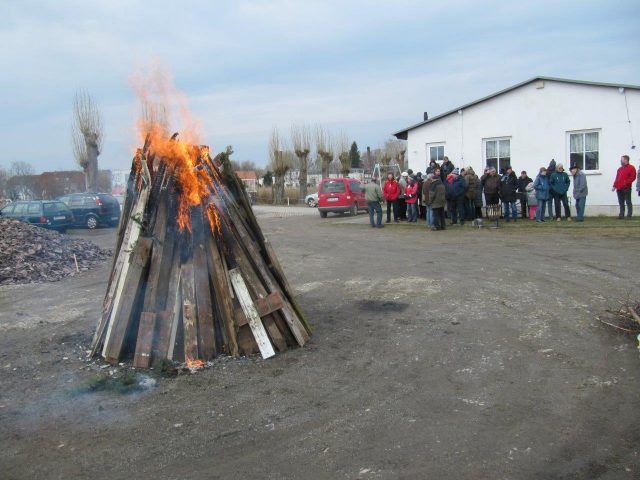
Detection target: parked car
<box><xmin>57</xmin><ymin>192</ymin><xmax>121</xmax><ymax>229</ymax></box>
<box><xmin>317</xmin><ymin>178</ymin><xmax>366</xmax><ymax>218</ymax></box>
<box><xmin>305</xmin><ymin>192</ymin><xmax>318</xmax><ymax>207</ymax></box>
<box><xmin>0</xmin><ymin>200</ymin><xmax>74</xmax><ymax>232</ymax></box>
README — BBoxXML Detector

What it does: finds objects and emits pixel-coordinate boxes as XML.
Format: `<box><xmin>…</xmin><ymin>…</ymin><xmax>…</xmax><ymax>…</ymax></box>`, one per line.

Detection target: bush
<box><xmin>256</xmin><ymin>187</ymin><xmax>303</xmax><ymax>205</ymax></box>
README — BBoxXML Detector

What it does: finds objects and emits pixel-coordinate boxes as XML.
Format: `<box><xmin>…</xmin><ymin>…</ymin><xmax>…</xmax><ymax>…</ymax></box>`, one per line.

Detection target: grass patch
<box><xmin>71</xmin><ymin>371</ymin><xmax>143</xmax><ymax>395</ymax></box>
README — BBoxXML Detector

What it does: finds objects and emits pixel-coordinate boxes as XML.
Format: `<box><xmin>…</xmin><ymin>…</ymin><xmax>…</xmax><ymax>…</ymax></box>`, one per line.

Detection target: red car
<box><xmin>317</xmin><ymin>178</ymin><xmax>367</xmax><ymax>218</ymax></box>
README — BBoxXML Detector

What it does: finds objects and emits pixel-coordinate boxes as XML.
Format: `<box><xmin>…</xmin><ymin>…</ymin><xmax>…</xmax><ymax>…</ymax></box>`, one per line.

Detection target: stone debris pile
<box><xmin>0</xmin><ymin>218</ymin><xmax>111</xmax><ymax>285</ymax></box>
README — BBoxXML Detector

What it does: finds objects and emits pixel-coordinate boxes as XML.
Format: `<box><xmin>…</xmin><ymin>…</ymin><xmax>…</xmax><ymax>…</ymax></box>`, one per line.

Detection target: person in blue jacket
<box><xmin>445</xmin><ymin>169</ymin><xmax>468</xmax><ymax>225</ymax></box>
<box><xmin>533</xmin><ymin>167</ymin><xmax>550</xmax><ymax>223</ymax></box>
<box><xmin>549</xmin><ymin>163</ymin><xmax>571</xmax><ymax>221</ymax></box>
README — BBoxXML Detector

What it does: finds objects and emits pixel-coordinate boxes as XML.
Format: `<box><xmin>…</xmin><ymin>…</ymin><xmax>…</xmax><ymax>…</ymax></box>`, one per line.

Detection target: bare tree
<box><xmin>72</xmin><ymin>90</ymin><xmax>103</xmax><ymax>192</ymax></box>
<box><xmin>269</xmin><ymin>127</ymin><xmax>289</xmax><ymax>205</ymax></box>
<box><xmin>315</xmin><ymin>125</ymin><xmax>333</xmax><ymax>178</ymax></box>
<box><xmin>385</xmin><ymin>138</ymin><xmax>407</xmax><ymax>171</ymax></box>
<box><xmin>8</xmin><ymin>161</ymin><xmax>36</xmax><ymax>199</ymax></box>
<box><xmin>0</xmin><ymin>165</ymin><xmax>7</xmax><ymax>198</ymax></box>
<box><xmin>291</xmin><ymin>123</ymin><xmax>311</xmax><ymax>201</ymax></box>
<box><xmin>336</xmin><ymin>131</ymin><xmax>351</xmax><ymax>177</ymax></box>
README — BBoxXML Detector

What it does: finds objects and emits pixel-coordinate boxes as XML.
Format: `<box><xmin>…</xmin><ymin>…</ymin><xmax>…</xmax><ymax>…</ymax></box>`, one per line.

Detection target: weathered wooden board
<box><xmin>180</xmin><ymin>262</ymin><xmax>199</xmax><ymax>364</ymax></box>
<box><xmin>229</xmin><ymin>268</ymin><xmax>275</xmax><ymax>359</ymax></box>
<box><xmin>102</xmin><ymin>237</ymin><xmax>153</xmax><ymax>364</ymax></box>
<box><xmin>133</xmin><ymin>312</ymin><xmax>156</xmax><ymax>368</ymax></box>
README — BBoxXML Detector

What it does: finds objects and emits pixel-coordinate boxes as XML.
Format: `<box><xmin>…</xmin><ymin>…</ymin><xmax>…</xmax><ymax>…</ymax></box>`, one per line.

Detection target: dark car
<box><xmin>58</xmin><ymin>193</ymin><xmax>121</xmax><ymax>229</ymax></box>
<box><xmin>0</xmin><ymin>200</ymin><xmax>74</xmax><ymax>232</ymax></box>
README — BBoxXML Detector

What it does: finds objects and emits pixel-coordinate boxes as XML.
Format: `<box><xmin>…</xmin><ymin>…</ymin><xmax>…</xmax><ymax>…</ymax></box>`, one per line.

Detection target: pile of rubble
<box><xmin>0</xmin><ymin>218</ymin><xmax>112</xmax><ymax>285</ymax></box>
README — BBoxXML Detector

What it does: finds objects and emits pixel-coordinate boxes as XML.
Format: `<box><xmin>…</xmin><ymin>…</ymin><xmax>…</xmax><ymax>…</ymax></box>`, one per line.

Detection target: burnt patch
<box><xmin>356</xmin><ymin>300</ymin><xmax>409</xmax><ymax>312</ymax></box>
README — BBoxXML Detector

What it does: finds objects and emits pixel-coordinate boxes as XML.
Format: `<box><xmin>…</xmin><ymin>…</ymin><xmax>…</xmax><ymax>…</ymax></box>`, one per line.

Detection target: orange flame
<box><xmin>186</xmin><ymin>358</ymin><xmax>205</xmax><ymax>370</ymax></box>
<box><xmin>131</xmin><ymin>62</ymin><xmax>214</xmax><ymax>232</ymax></box>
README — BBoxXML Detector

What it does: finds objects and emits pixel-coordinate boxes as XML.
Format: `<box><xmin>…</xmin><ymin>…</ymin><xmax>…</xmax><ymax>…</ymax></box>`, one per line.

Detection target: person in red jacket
<box><xmin>612</xmin><ymin>154</ymin><xmax>636</xmax><ymax>219</ymax></box>
<box><xmin>383</xmin><ymin>172</ymin><xmax>400</xmax><ymax>223</ymax></box>
<box><xmin>405</xmin><ymin>177</ymin><xmax>419</xmax><ymax>222</ymax></box>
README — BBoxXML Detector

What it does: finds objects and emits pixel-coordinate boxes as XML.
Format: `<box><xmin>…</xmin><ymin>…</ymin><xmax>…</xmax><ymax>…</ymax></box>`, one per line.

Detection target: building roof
<box><xmin>235</xmin><ymin>170</ymin><xmax>257</xmax><ymax>181</ymax></box>
<box><xmin>392</xmin><ymin>76</ymin><xmax>640</xmax><ymax>140</ymax></box>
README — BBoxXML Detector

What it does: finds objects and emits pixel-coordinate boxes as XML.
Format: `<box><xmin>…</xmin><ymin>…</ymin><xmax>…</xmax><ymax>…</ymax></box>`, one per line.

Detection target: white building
<box><xmin>393</xmin><ymin>77</ymin><xmax>640</xmax><ymax>215</ymax></box>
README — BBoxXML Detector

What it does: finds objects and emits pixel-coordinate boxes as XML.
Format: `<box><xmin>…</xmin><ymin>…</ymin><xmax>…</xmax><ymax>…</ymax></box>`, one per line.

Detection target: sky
<box><xmin>1</xmin><ymin>0</ymin><xmax>639</xmax><ymax>173</ymax></box>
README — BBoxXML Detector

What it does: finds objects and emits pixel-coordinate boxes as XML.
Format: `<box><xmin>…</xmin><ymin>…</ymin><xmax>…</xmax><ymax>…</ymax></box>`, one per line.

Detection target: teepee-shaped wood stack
<box><xmin>91</xmin><ymin>135</ymin><xmax>310</xmax><ymax>368</ymax></box>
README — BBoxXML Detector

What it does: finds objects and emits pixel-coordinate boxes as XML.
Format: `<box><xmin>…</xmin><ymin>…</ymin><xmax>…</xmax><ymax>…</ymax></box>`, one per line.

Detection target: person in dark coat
<box><xmin>428</xmin><ymin>168</ymin><xmax>446</xmax><ymax>230</ymax></box>
<box><xmin>546</xmin><ymin>159</ymin><xmax>556</xmax><ymax>218</ymax></box>
<box><xmin>426</xmin><ymin>160</ymin><xmax>439</xmax><ymax>176</ymax></box>
<box><xmin>533</xmin><ymin>167</ymin><xmax>551</xmax><ymax>223</ymax></box>
<box><xmin>481</xmin><ymin>167</ymin><xmax>501</xmax><ymax>206</ymax></box>
<box><xmin>499</xmin><ymin>166</ymin><xmax>518</xmax><ymax>222</ymax></box>
<box><xmin>516</xmin><ymin>170</ymin><xmax>532</xmax><ymax>219</ymax></box>
<box><xmin>446</xmin><ymin>168</ymin><xmax>468</xmax><ymax>225</ymax></box>
<box><xmin>463</xmin><ymin>166</ymin><xmax>479</xmax><ymax>220</ymax></box>
<box><xmin>549</xmin><ymin>163</ymin><xmax>571</xmax><ymax>221</ymax></box>
<box><xmin>440</xmin><ymin>157</ymin><xmax>454</xmax><ymax>181</ymax></box>
<box><xmin>416</xmin><ymin>172</ymin><xmax>425</xmax><ymax>219</ymax></box>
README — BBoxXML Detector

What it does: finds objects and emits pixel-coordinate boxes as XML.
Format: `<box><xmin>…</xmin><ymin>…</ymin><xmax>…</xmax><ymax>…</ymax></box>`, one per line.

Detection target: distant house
<box><xmin>235</xmin><ymin>170</ymin><xmax>258</xmax><ymax>192</ymax></box>
<box><xmin>393</xmin><ymin>77</ymin><xmax>640</xmax><ymax>214</ymax></box>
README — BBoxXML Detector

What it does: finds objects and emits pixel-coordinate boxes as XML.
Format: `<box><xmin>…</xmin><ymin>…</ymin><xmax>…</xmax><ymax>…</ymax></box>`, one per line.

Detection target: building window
<box><xmin>427</xmin><ymin>144</ymin><xmax>445</xmax><ymax>166</ymax></box>
<box><xmin>569</xmin><ymin>131</ymin><xmax>599</xmax><ymax>171</ymax></box>
<box><xmin>484</xmin><ymin>138</ymin><xmax>511</xmax><ymax>172</ymax></box>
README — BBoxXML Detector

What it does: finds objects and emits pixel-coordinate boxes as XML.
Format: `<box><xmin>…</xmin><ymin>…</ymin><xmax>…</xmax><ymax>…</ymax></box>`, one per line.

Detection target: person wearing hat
<box><xmin>405</xmin><ymin>176</ymin><xmax>419</xmax><ymax>222</ymax></box>
<box><xmin>363</xmin><ymin>175</ymin><xmax>385</xmax><ymax>228</ymax></box>
<box><xmin>533</xmin><ymin>167</ymin><xmax>551</xmax><ymax>223</ymax></box>
<box><xmin>570</xmin><ymin>164</ymin><xmax>588</xmax><ymax>222</ymax></box>
<box><xmin>550</xmin><ymin>163</ymin><xmax>572</xmax><ymax>221</ymax></box>
<box><xmin>516</xmin><ymin>170</ymin><xmax>533</xmax><ymax>219</ymax></box>
<box><xmin>398</xmin><ymin>171</ymin><xmax>409</xmax><ymax>221</ymax></box>
<box><xmin>446</xmin><ymin>168</ymin><xmax>468</xmax><ymax>225</ymax></box>
<box><xmin>499</xmin><ymin>166</ymin><xmax>518</xmax><ymax>222</ymax></box>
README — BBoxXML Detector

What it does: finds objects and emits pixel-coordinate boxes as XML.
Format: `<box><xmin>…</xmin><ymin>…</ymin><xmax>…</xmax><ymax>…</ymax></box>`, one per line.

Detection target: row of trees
<box><xmin>0</xmin><ymin>161</ymin><xmax>112</xmax><ymax>201</ymax></box>
<box><xmin>268</xmin><ymin>124</ymin><xmax>407</xmax><ymax>204</ymax></box>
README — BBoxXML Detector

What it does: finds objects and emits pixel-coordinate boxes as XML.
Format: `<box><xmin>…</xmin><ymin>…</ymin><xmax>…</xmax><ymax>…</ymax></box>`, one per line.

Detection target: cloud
<box><xmin>0</xmin><ymin>0</ymin><xmax>638</xmax><ymax>171</ymax></box>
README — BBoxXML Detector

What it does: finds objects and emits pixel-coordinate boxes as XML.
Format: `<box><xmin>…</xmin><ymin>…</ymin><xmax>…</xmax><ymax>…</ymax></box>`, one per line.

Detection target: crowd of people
<box><xmin>361</xmin><ymin>155</ymin><xmax>638</xmax><ymax>229</ymax></box>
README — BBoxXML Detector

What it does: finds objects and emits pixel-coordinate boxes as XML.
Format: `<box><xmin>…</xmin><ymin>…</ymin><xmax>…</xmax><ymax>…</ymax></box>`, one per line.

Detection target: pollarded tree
<box><xmin>336</xmin><ymin>131</ymin><xmax>351</xmax><ymax>177</ymax></box>
<box><xmin>315</xmin><ymin>125</ymin><xmax>333</xmax><ymax>179</ymax></box>
<box><xmin>269</xmin><ymin>128</ymin><xmax>289</xmax><ymax>205</ymax></box>
<box><xmin>291</xmin><ymin>123</ymin><xmax>311</xmax><ymax>202</ymax></box>
<box><xmin>385</xmin><ymin>138</ymin><xmax>407</xmax><ymax>172</ymax></box>
<box><xmin>72</xmin><ymin>90</ymin><xmax>103</xmax><ymax>192</ymax></box>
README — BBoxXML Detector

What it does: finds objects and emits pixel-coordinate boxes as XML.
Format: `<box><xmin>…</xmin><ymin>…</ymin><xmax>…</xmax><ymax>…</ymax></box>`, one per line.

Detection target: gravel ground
<box><xmin>0</xmin><ymin>216</ymin><xmax>639</xmax><ymax>480</ymax></box>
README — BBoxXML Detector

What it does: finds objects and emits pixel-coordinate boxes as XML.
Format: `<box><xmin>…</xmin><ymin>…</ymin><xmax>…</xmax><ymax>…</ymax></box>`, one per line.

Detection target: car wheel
<box><xmin>320</xmin><ymin>211</ymin><xmax>327</xmax><ymax>218</ymax></box>
<box><xmin>86</xmin><ymin>215</ymin><xmax>98</xmax><ymax>229</ymax></box>
<box><xmin>351</xmin><ymin>204</ymin><xmax>358</xmax><ymax>216</ymax></box>
<box><xmin>307</xmin><ymin>198</ymin><xmax>316</xmax><ymax>208</ymax></box>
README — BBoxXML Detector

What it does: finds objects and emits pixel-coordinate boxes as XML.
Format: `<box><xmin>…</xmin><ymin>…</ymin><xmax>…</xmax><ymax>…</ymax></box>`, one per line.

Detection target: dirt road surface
<box><xmin>1</xmin><ymin>211</ymin><xmax>639</xmax><ymax>479</ymax></box>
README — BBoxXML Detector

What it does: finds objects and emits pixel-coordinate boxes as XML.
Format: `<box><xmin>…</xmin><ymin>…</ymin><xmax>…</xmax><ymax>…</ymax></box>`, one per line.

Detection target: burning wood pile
<box><xmin>90</xmin><ymin>133</ymin><xmax>310</xmax><ymax>369</ymax></box>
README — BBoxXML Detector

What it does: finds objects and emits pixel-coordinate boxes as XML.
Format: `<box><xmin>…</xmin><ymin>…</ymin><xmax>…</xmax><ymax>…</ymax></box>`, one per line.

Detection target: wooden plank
<box><xmin>102</xmin><ymin>237</ymin><xmax>153</xmax><ymax>364</ymax></box>
<box><xmin>163</xmin><ymin>248</ymin><xmax>182</xmax><ymax>360</ymax></box>
<box><xmin>133</xmin><ymin>312</ymin><xmax>156</xmax><ymax>368</ymax></box>
<box><xmin>192</xmin><ymin>210</ymin><xmax>216</xmax><ymax>360</ymax></box>
<box><xmin>263</xmin><ymin>316</ymin><xmax>287</xmax><ymax>352</ymax></box>
<box><xmin>141</xmin><ymin>189</ymin><xmax>169</xmax><ymax>313</ymax></box>
<box><xmin>206</xmin><ymin>233</ymin><xmax>239</xmax><ymax>357</ymax></box>
<box><xmin>99</xmin><ymin>181</ymin><xmax>151</xmax><ymax>356</ymax></box>
<box><xmin>153</xmin><ymin>310</ymin><xmax>173</xmax><ymax>363</ymax></box>
<box><xmin>180</xmin><ymin>262</ymin><xmax>199</xmax><ymax>364</ymax></box>
<box><xmin>228</xmin><ymin>268</ymin><xmax>275</xmax><ymax>359</ymax></box>
<box><xmin>255</xmin><ymin>292</ymin><xmax>285</xmax><ymax>318</ymax></box>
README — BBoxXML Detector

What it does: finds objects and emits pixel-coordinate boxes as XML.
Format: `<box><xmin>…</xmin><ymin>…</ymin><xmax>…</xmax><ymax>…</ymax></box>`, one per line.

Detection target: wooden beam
<box><xmin>228</xmin><ymin>268</ymin><xmax>275</xmax><ymax>359</ymax></box>
<box><xmin>192</xmin><ymin>210</ymin><xmax>216</xmax><ymax>360</ymax></box>
<box><xmin>180</xmin><ymin>262</ymin><xmax>199</xmax><ymax>364</ymax></box>
<box><xmin>255</xmin><ymin>292</ymin><xmax>285</xmax><ymax>318</ymax></box>
<box><xmin>133</xmin><ymin>312</ymin><xmax>156</xmax><ymax>368</ymax></box>
<box><xmin>102</xmin><ymin>237</ymin><xmax>153</xmax><ymax>364</ymax></box>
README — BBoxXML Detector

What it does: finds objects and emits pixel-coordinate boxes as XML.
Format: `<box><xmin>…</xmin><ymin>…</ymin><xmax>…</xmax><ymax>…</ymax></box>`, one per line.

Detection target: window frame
<box><xmin>567</xmin><ymin>129</ymin><xmax>600</xmax><ymax>173</ymax></box>
<box><xmin>426</xmin><ymin>142</ymin><xmax>446</xmax><ymax>168</ymax></box>
<box><xmin>483</xmin><ymin>137</ymin><xmax>511</xmax><ymax>173</ymax></box>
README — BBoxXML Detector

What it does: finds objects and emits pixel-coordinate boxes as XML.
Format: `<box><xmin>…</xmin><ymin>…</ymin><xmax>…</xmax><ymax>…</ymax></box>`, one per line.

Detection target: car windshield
<box><xmin>43</xmin><ymin>202</ymin><xmax>70</xmax><ymax>215</ymax></box>
<box><xmin>321</xmin><ymin>181</ymin><xmax>346</xmax><ymax>193</ymax></box>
